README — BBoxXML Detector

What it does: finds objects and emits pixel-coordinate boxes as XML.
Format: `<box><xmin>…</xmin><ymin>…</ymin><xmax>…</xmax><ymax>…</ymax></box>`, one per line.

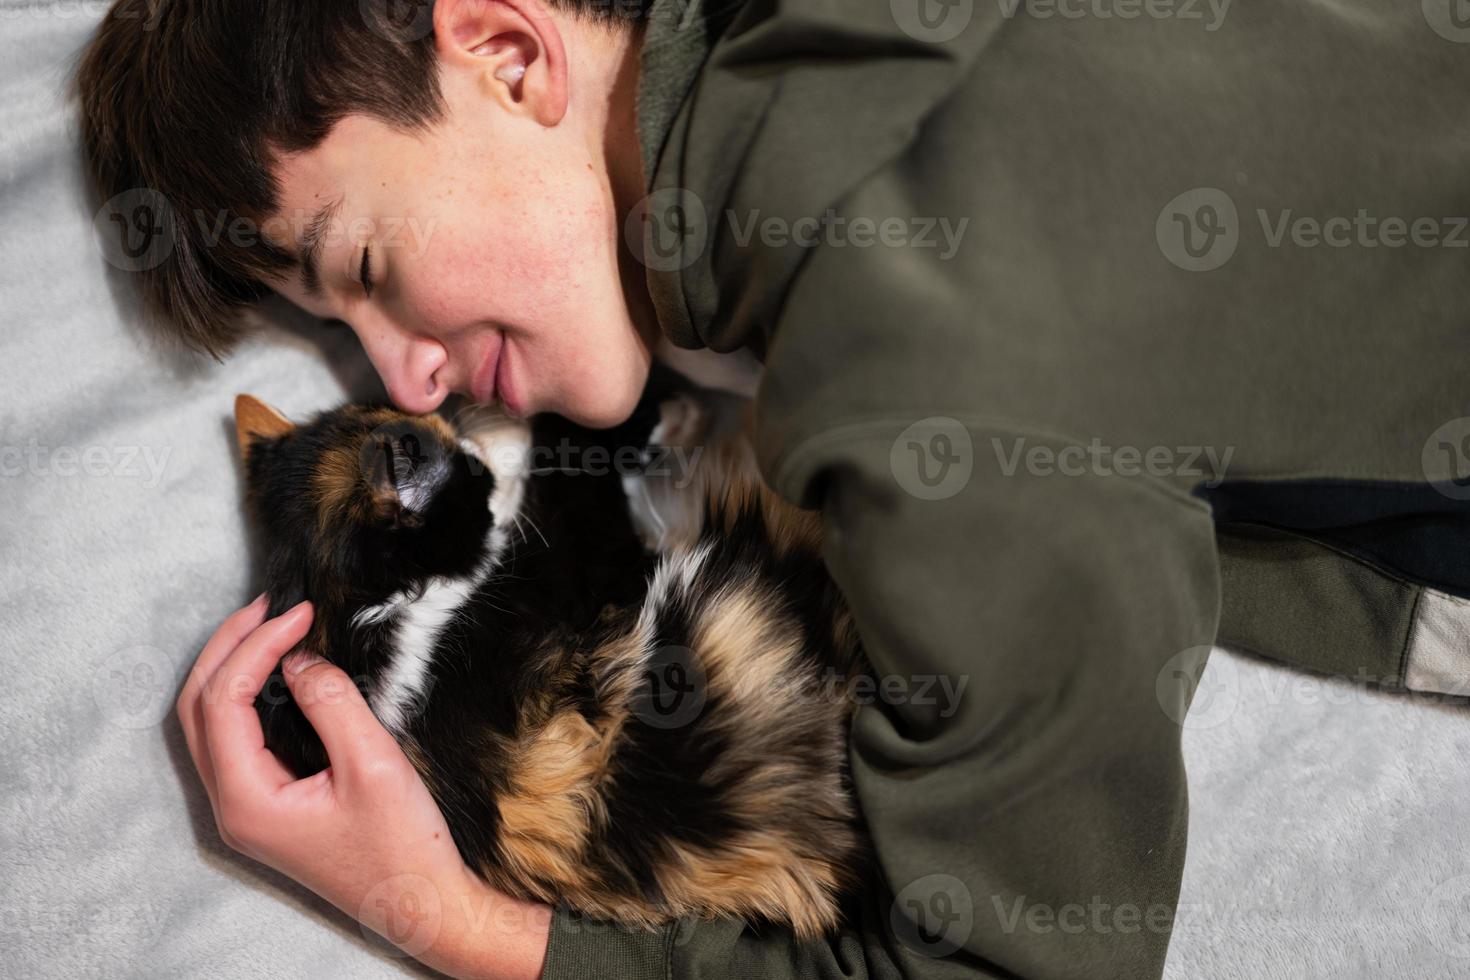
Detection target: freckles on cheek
<box><xmin>489</xmin><ymin>245</ymin><xmax>576</xmax><ymax>325</ymax></box>
<box><xmin>514</xmin><ymin>208</ymin><xmax>610</xmax><ymax>309</ymax></box>
<box><xmin>407</xmin><ymin>227</ymin><xmax>507</xmax><ymax>327</ymax></box>
<box><xmin>409</xmin><ymin>194</ymin><xmax>612</xmax><ymax>333</ymax></box>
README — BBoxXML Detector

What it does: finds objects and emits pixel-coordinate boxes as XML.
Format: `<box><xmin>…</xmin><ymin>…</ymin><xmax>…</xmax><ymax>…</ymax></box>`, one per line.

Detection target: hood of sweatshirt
<box><xmin>633</xmin><ymin>0</ymin><xmax>999</xmax><ymax>359</ymax></box>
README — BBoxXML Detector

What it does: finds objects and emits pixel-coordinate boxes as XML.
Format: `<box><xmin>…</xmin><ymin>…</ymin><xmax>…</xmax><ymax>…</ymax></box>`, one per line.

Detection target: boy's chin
<box><xmin>555</xmin><ymin>367</ymin><xmax>652</xmax><ymax>430</ymax></box>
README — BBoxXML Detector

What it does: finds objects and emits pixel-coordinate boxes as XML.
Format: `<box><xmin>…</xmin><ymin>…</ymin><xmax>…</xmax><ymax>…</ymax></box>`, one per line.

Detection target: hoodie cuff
<box><xmin>539</xmin><ymin>906</ymin><xmax>672</xmax><ymax>980</ymax></box>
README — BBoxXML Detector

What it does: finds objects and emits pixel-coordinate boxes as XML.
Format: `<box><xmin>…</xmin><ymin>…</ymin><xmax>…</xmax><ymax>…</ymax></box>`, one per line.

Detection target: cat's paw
<box><xmin>649</xmin><ymin>393</ymin><xmax>709</xmax><ymax>452</ymax></box>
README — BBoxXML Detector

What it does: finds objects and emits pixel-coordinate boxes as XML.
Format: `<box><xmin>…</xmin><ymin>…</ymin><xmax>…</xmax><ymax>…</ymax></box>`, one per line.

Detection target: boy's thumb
<box><xmin>279</xmin><ymin>650</ymin><xmax>392</xmax><ymax>762</ymax></box>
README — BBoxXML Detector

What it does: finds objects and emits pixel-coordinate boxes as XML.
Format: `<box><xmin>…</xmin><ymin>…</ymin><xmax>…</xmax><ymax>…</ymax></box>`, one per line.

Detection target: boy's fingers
<box><xmin>281</xmin><ymin>653</ymin><xmax>400</xmax><ymax>774</ymax></box>
<box><xmin>179</xmin><ymin>595</ymin><xmax>270</xmax><ymax>808</ymax></box>
<box><xmin>180</xmin><ymin>692</ymin><xmax>219</xmax><ymax>806</ymax></box>
<box><xmin>203</xmin><ymin>601</ymin><xmax>314</xmax><ymax>796</ymax></box>
<box><xmin>180</xmin><ymin>593</ymin><xmax>269</xmax><ymax>711</ymax></box>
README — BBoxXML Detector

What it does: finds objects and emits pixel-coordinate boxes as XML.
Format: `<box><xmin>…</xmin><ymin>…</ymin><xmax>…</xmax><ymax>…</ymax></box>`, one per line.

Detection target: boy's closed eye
<box><xmin>356</xmin><ymin>245</ymin><xmax>375</xmax><ymax>300</ymax></box>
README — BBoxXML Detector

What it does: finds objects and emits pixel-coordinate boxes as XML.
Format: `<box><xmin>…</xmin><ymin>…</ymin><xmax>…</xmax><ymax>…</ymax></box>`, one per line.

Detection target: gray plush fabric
<box><xmin>3</xmin><ymin>6</ymin><xmax>1468</xmax><ymax>979</ymax></box>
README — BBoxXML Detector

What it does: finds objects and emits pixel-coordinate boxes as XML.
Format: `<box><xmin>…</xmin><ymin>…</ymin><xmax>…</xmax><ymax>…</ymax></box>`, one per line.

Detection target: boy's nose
<box><xmin>355</xmin><ymin>322</ymin><xmax>449</xmax><ymax>415</ymax></box>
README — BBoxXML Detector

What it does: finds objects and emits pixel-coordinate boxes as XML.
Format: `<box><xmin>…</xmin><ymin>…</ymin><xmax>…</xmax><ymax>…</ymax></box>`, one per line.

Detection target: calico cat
<box><xmin>234</xmin><ymin>385</ymin><xmax>867</xmax><ymax>938</ymax></box>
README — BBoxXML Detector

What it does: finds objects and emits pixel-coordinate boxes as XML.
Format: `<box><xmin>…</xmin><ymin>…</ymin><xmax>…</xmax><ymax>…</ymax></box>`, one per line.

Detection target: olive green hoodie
<box><xmin>542</xmin><ymin>1</ymin><xmax>1470</xmax><ymax>977</ymax></box>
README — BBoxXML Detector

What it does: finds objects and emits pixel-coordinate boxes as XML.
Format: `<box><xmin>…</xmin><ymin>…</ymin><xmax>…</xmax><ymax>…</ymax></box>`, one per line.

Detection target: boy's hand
<box><xmin>178</xmin><ymin>596</ymin><xmax>550</xmax><ymax>980</ymax></box>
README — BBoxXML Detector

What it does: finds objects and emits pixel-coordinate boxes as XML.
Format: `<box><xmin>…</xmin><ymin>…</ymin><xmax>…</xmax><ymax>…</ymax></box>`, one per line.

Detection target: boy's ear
<box><xmin>433</xmin><ymin>0</ymin><xmax>568</xmax><ymax>127</ymax></box>
<box><xmin>234</xmin><ymin>394</ymin><xmax>295</xmax><ymax>457</ymax></box>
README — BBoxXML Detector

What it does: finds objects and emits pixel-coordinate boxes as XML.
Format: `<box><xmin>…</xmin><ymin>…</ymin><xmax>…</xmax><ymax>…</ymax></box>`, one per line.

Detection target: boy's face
<box><xmin>266</xmin><ymin>6</ymin><xmax>652</xmax><ymax>427</ymax></box>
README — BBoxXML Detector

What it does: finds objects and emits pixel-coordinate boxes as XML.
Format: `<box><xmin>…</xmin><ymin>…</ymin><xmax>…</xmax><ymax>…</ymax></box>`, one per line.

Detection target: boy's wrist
<box><xmin>400</xmin><ymin>868</ymin><xmax>551</xmax><ymax>980</ymax></box>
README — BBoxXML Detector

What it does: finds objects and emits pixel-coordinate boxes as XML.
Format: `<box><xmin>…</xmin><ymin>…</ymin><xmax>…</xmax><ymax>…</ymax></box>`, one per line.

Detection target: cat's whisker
<box><xmin>515</xmin><ymin>509</ymin><xmax>550</xmax><ymax>551</ymax></box>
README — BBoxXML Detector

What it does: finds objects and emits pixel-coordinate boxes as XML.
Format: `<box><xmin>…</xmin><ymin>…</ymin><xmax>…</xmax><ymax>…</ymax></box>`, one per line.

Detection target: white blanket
<box><xmin>3</xmin><ymin>6</ymin><xmax>1468</xmax><ymax>978</ymax></box>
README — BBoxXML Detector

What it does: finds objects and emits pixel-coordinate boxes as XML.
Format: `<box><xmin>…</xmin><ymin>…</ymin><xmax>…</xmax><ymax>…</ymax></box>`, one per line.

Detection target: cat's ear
<box><xmin>234</xmin><ymin>394</ymin><xmax>295</xmax><ymax>457</ymax></box>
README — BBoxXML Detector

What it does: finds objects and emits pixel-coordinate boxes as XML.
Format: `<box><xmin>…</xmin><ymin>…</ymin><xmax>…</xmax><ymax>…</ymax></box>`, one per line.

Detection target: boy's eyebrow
<box><xmin>295</xmin><ymin>196</ymin><xmax>344</xmax><ymax>297</ymax></box>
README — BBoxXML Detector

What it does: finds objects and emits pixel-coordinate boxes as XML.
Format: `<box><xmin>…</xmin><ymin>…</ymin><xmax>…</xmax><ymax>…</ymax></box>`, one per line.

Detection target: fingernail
<box><xmin>289</xmin><ymin>599</ymin><xmax>312</xmax><ymax>616</ymax></box>
<box><xmin>284</xmin><ymin>651</ymin><xmax>317</xmax><ymax>676</ymax></box>
<box><xmin>252</xmin><ymin>592</ymin><xmax>268</xmax><ymax>609</ymax></box>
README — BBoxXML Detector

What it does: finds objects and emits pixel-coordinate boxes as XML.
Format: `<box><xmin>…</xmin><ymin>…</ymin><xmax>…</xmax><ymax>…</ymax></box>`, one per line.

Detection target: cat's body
<box><xmin>237</xmin><ymin>386</ymin><xmax>865</xmax><ymax>937</ymax></box>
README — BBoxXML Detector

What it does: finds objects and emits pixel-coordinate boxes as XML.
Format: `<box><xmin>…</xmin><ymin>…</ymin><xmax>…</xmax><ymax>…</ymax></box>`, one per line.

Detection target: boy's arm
<box><xmin>540</xmin><ymin>412</ymin><xmax>1222</xmax><ymax>980</ymax></box>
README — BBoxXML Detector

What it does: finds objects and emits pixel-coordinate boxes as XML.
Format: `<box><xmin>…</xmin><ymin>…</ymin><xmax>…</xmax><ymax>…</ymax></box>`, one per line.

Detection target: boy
<box><xmin>78</xmin><ymin>1</ymin><xmax>1470</xmax><ymax>978</ymax></box>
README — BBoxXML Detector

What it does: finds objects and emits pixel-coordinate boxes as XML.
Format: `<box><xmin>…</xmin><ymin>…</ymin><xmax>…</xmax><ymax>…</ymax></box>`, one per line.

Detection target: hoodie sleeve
<box><xmin>540</xmin><ymin>406</ymin><xmax>1223</xmax><ymax>980</ymax></box>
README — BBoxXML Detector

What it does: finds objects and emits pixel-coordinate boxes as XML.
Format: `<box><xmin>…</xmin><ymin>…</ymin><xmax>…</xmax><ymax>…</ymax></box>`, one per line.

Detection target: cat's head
<box><xmin>233</xmin><ymin>395</ymin><xmax>523</xmax><ymax>633</ymax></box>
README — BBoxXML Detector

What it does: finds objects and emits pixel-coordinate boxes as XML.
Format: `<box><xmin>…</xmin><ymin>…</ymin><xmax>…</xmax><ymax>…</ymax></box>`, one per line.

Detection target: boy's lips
<box><xmin>470</xmin><ymin>333</ymin><xmax>503</xmax><ymax>406</ymax></box>
<box><xmin>496</xmin><ymin>344</ymin><xmax>523</xmax><ymax>417</ymax></box>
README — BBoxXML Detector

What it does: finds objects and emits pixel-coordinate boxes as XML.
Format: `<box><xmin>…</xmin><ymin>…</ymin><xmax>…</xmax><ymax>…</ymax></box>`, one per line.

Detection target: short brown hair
<box><xmin>76</xmin><ymin>0</ymin><xmax>640</xmax><ymax>359</ymax></box>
